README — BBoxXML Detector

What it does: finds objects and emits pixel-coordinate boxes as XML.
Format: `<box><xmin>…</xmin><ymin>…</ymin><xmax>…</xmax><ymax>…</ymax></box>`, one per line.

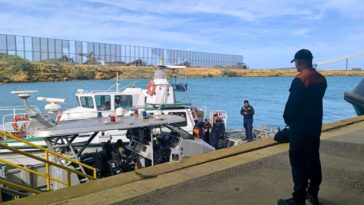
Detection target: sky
<box><xmin>1</xmin><ymin>0</ymin><xmax>364</xmax><ymax>69</ymax></box>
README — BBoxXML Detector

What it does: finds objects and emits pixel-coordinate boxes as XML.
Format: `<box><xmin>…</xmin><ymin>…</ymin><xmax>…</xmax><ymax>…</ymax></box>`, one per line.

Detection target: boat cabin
<box><xmin>75</xmin><ymin>87</ymin><xmax>146</xmax><ymax>111</ymax></box>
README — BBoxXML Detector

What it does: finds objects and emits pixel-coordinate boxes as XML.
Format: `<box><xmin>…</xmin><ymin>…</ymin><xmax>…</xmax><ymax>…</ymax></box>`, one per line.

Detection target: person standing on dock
<box><xmin>278</xmin><ymin>49</ymin><xmax>327</xmax><ymax>205</ymax></box>
<box><xmin>240</xmin><ymin>100</ymin><xmax>255</xmax><ymax>141</ymax></box>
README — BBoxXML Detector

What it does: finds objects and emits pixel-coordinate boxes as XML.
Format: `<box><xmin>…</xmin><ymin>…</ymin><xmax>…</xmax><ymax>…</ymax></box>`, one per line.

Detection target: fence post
<box><xmin>45</xmin><ymin>150</ymin><xmax>51</xmax><ymax>191</ymax></box>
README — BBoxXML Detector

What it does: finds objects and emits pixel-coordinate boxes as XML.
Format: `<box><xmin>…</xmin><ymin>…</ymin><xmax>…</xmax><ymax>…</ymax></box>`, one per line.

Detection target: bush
<box><xmin>222</xmin><ymin>69</ymin><xmax>239</xmax><ymax>77</ymax></box>
<box><xmin>0</xmin><ymin>53</ymin><xmax>35</xmax><ymax>82</ymax></box>
<box><xmin>70</xmin><ymin>68</ymin><xmax>95</xmax><ymax>80</ymax></box>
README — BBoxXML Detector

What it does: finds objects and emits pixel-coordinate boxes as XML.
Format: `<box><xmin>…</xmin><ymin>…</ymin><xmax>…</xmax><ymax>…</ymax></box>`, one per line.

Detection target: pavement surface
<box><xmin>118</xmin><ymin>122</ymin><xmax>364</xmax><ymax>205</ymax></box>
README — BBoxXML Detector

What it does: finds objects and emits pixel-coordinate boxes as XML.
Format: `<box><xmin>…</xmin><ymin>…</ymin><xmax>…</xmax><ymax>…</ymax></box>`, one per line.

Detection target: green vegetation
<box><xmin>70</xmin><ymin>67</ymin><xmax>96</xmax><ymax>80</ymax></box>
<box><xmin>222</xmin><ymin>69</ymin><xmax>239</xmax><ymax>77</ymax></box>
<box><xmin>0</xmin><ymin>53</ymin><xmax>35</xmax><ymax>82</ymax></box>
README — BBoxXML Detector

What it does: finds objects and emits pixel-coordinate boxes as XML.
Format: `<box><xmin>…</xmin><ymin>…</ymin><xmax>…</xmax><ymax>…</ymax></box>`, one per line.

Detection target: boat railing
<box><xmin>0</xmin><ymin>105</ymin><xmax>40</xmax><ymax>114</ymax></box>
<box><xmin>0</xmin><ymin>130</ymin><xmax>97</xmax><ymax>194</ymax></box>
<box><xmin>2</xmin><ymin>113</ymin><xmax>28</xmax><ymax>133</ymax></box>
<box><xmin>1</xmin><ymin>106</ymin><xmax>40</xmax><ymax>139</ymax></box>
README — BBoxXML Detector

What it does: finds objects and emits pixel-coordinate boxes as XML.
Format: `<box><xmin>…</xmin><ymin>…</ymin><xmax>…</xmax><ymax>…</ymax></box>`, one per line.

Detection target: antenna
<box><xmin>10</xmin><ymin>90</ymin><xmax>38</xmax><ymax>100</ymax></box>
<box><xmin>107</xmin><ymin>72</ymin><xmax>121</xmax><ymax>91</ymax></box>
<box><xmin>11</xmin><ymin>90</ymin><xmax>39</xmax><ymax>115</ymax></box>
<box><xmin>37</xmin><ymin>97</ymin><xmax>66</xmax><ymax>113</ymax></box>
<box><xmin>116</xmin><ymin>72</ymin><xmax>119</xmax><ymax>92</ymax></box>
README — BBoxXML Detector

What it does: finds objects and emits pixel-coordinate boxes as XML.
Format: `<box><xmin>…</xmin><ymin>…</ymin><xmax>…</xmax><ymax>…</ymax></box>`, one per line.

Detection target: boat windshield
<box><xmin>115</xmin><ymin>95</ymin><xmax>133</xmax><ymax>108</ymax></box>
<box><xmin>161</xmin><ymin>125</ymin><xmax>193</xmax><ymax>140</ymax></box>
<box><xmin>80</xmin><ymin>96</ymin><xmax>94</xmax><ymax>109</ymax></box>
<box><xmin>95</xmin><ymin>95</ymin><xmax>111</xmax><ymax>111</ymax></box>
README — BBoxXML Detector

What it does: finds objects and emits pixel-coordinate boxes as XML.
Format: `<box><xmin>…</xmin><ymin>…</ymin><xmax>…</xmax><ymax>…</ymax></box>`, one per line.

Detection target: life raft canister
<box><xmin>147</xmin><ymin>80</ymin><xmax>156</xmax><ymax>96</ymax></box>
<box><xmin>11</xmin><ymin>115</ymin><xmax>29</xmax><ymax>132</ymax></box>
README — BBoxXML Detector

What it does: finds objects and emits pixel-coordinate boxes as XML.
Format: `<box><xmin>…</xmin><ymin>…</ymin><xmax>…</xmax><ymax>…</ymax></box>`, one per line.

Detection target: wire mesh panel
<box><xmin>32</xmin><ymin>37</ymin><xmax>41</xmax><ymax>61</ymax></box>
<box><xmin>0</xmin><ymin>34</ymin><xmax>244</xmax><ymax>67</ymax></box>
<box><xmin>62</xmin><ymin>40</ymin><xmax>69</xmax><ymax>58</ymax></box>
<box><xmin>69</xmin><ymin>41</ymin><xmax>75</xmax><ymax>62</ymax></box>
<box><xmin>16</xmin><ymin>36</ymin><xmax>25</xmax><ymax>58</ymax></box>
<box><xmin>24</xmin><ymin>37</ymin><xmax>32</xmax><ymax>61</ymax></box>
<box><xmin>55</xmin><ymin>39</ymin><xmax>62</xmax><ymax>59</ymax></box>
<box><xmin>116</xmin><ymin>45</ymin><xmax>121</xmax><ymax>62</ymax></box>
<box><xmin>105</xmin><ymin>44</ymin><xmax>111</xmax><ymax>62</ymax></box>
<box><xmin>75</xmin><ymin>41</ymin><xmax>83</xmax><ymax>64</ymax></box>
<box><xmin>6</xmin><ymin>35</ymin><xmax>16</xmax><ymax>55</ymax></box>
<box><xmin>48</xmin><ymin>39</ymin><xmax>55</xmax><ymax>59</ymax></box>
<box><xmin>100</xmin><ymin>43</ymin><xmax>105</xmax><ymax>62</ymax></box>
<box><xmin>0</xmin><ymin>34</ymin><xmax>6</xmax><ymax>53</ymax></box>
<box><xmin>110</xmin><ymin>44</ymin><xmax>115</xmax><ymax>62</ymax></box>
<box><xmin>40</xmin><ymin>38</ymin><xmax>48</xmax><ymax>60</ymax></box>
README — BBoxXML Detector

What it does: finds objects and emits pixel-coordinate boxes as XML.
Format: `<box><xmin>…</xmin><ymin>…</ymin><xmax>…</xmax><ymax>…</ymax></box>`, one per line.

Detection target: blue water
<box><xmin>0</xmin><ymin>76</ymin><xmax>361</xmax><ymax>129</ymax></box>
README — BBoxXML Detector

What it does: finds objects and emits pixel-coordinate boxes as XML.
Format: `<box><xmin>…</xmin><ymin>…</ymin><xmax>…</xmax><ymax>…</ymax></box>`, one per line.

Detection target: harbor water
<box><xmin>0</xmin><ymin>76</ymin><xmax>361</xmax><ymax>129</ymax></box>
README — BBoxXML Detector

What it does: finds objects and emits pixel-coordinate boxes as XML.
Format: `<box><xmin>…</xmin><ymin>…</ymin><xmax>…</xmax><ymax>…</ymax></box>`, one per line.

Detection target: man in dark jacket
<box><xmin>210</xmin><ymin>114</ymin><xmax>225</xmax><ymax>149</ymax></box>
<box><xmin>278</xmin><ymin>49</ymin><xmax>327</xmax><ymax>205</ymax></box>
<box><xmin>240</xmin><ymin>100</ymin><xmax>255</xmax><ymax>141</ymax></box>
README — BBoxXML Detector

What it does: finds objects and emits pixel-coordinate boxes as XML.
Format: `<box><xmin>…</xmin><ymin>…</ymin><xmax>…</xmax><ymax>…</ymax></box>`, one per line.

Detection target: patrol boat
<box><xmin>344</xmin><ymin>78</ymin><xmax>364</xmax><ymax>116</ymax></box>
<box><xmin>0</xmin><ymin>70</ymin><xmax>207</xmax><ymax>151</ymax></box>
<box><xmin>0</xmin><ymin>90</ymin><xmax>214</xmax><ymax>199</ymax></box>
<box><xmin>56</xmin><ymin>70</ymin><xmax>205</xmax><ymax>143</ymax></box>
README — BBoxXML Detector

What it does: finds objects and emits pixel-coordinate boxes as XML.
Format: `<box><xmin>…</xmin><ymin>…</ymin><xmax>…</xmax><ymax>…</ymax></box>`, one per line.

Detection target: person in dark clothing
<box><xmin>278</xmin><ymin>49</ymin><xmax>327</xmax><ymax>205</ymax></box>
<box><xmin>203</xmin><ymin>118</ymin><xmax>211</xmax><ymax>144</ymax></box>
<box><xmin>240</xmin><ymin>100</ymin><xmax>255</xmax><ymax>141</ymax></box>
<box><xmin>210</xmin><ymin>114</ymin><xmax>225</xmax><ymax>149</ymax></box>
<box><xmin>193</xmin><ymin>121</ymin><xmax>205</xmax><ymax>139</ymax></box>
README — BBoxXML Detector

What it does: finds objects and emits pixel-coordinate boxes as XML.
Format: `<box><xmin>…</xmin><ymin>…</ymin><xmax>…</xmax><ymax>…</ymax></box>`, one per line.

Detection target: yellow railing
<box><xmin>0</xmin><ymin>177</ymin><xmax>41</xmax><ymax>195</ymax></box>
<box><xmin>0</xmin><ymin>130</ymin><xmax>97</xmax><ymax>193</ymax></box>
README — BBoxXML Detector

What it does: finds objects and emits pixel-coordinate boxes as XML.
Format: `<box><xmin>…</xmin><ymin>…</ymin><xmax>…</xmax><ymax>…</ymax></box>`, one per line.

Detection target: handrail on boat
<box><xmin>0</xmin><ymin>130</ymin><xmax>97</xmax><ymax>193</ymax></box>
<box><xmin>0</xmin><ymin>177</ymin><xmax>41</xmax><ymax>195</ymax></box>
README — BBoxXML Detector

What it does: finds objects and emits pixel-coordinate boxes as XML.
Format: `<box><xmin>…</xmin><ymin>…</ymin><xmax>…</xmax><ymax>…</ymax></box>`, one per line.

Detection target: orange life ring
<box><xmin>147</xmin><ymin>80</ymin><xmax>156</xmax><ymax>96</ymax></box>
<box><xmin>56</xmin><ymin>112</ymin><xmax>63</xmax><ymax>122</ymax></box>
<box><xmin>11</xmin><ymin>115</ymin><xmax>29</xmax><ymax>131</ymax></box>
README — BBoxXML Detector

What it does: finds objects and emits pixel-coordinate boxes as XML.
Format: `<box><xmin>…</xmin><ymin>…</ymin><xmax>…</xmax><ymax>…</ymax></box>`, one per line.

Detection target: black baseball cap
<box><xmin>290</xmin><ymin>49</ymin><xmax>313</xmax><ymax>63</ymax></box>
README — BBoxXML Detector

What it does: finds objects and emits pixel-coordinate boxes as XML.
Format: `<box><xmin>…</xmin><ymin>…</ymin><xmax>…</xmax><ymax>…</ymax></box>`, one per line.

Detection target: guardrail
<box><xmin>0</xmin><ymin>130</ymin><xmax>96</xmax><ymax>193</ymax></box>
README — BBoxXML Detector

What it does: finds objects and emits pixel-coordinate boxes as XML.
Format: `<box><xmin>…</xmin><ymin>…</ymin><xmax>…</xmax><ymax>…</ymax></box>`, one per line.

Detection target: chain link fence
<box><xmin>0</xmin><ymin>34</ymin><xmax>245</xmax><ymax>68</ymax></box>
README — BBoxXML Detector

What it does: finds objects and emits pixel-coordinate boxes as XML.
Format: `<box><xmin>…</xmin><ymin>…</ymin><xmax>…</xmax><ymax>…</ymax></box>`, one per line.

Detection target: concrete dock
<box><xmin>4</xmin><ymin>116</ymin><xmax>364</xmax><ymax>205</ymax></box>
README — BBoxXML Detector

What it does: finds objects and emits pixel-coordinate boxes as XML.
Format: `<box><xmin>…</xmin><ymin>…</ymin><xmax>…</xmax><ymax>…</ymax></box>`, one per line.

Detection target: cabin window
<box><xmin>95</xmin><ymin>95</ymin><xmax>111</xmax><ymax>111</ymax></box>
<box><xmin>80</xmin><ymin>96</ymin><xmax>94</xmax><ymax>108</ymax></box>
<box><xmin>168</xmin><ymin>112</ymin><xmax>187</xmax><ymax>127</ymax></box>
<box><xmin>115</xmin><ymin>95</ymin><xmax>133</xmax><ymax>108</ymax></box>
<box><xmin>162</xmin><ymin>125</ymin><xmax>193</xmax><ymax>140</ymax></box>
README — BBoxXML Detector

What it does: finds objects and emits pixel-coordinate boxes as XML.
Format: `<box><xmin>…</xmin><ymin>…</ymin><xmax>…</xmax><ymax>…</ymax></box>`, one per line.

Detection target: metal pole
<box><xmin>39</xmin><ymin>37</ymin><xmax>41</xmax><ymax>61</ymax></box>
<box><xmin>5</xmin><ymin>34</ymin><xmax>8</xmax><ymax>55</ymax></box>
<box><xmin>47</xmin><ymin>38</ymin><xmax>50</xmax><ymax>60</ymax></box>
<box><xmin>346</xmin><ymin>58</ymin><xmax>348</xmax><ymax>70</ymax></box>
<box><xmin>31</xmin><ymin>37</ymin><xmax>34</xmax><ymax>61</ymax></box>
<box><xmin>151</xmin><ymin>131</ymin><xmax>154</xmax><ymax>166</ymax></box>
<box><xmin>14</xmin><ymin>35</ymin><xmax>17</xmax><ymax>56</ymax></box>
<box><xmin>23</xmin><ymin>36</ymin><xmax>26</xmax><ymax>59</ymax></box>
<box><xmin>45</xmin><ymin>151</ymin><xmax>51</xmax><ymax>191</ymax></box>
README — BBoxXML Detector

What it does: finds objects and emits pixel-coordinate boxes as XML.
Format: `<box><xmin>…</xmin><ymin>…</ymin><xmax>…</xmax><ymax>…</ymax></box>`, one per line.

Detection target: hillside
<box><xmin>0</xmin><ymin>54</ymin><xmax>363</xmax><ymax>83</ymax></box>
